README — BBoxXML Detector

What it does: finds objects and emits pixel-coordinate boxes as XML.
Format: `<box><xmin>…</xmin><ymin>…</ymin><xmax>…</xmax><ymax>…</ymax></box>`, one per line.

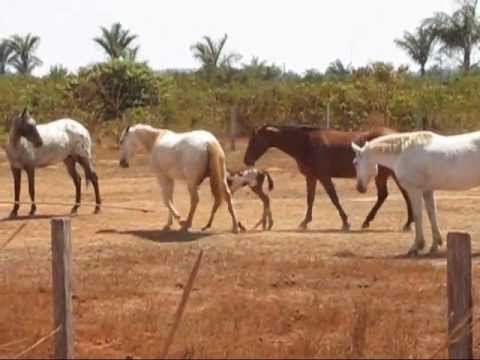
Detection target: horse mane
<box><xmin>367</xmin><ymin>131</ymin><xmax>434</xmax><ymax>154</ymax></box>
<box><xmin>262</xmin><ymin>124</ymin><xmax>320</xmax><ymax>133</ymax></box>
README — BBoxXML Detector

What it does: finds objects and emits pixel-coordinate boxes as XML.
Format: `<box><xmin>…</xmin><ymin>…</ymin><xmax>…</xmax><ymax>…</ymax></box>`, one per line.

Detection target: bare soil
<box><xmin>1</xmin><ymin>139</ymin><xmax>480</xmax><ymax>358</ymax></box>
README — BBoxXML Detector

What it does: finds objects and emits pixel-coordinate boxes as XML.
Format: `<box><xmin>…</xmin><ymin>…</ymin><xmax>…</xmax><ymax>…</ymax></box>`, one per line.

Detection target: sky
<box><xmin>2</xmin><ymin>0</ymin><xmax>455</xmax><ymax>76</ymax></box>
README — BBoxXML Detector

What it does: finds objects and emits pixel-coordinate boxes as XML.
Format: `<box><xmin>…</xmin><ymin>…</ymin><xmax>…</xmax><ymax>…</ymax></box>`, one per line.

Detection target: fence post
<box><xmin>51</xmin><ymin>218</ymin><xmax>74</xmax><ymax>359</ymax></box>
<box><xmin>325</xmin><ymin>103</ymin><xmax>331</xmax><ymax>129</ymax></box>
<box><xmin>230</xmin><ymin>105</ymin><xmax>237</xmax><ymax>151</ymax></box>
<box><xmin>447</xmin><ymin>232</ymin><xmax>473</xmax><ymax>360</ymax></box>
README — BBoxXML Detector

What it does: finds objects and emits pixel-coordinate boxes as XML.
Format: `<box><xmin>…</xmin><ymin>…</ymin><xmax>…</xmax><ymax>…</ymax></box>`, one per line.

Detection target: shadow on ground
<box><xmin>97</xmin><ymin>228</ymin><xmax>212</xmax><ymax>243</ymax></box>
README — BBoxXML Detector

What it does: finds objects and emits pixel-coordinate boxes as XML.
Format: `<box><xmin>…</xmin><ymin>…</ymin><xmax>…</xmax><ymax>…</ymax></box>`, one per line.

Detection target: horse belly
<box><xmin>429</xmin><ymin>154</ymin><xmax>480</xmax><ymax>190</ymax></box>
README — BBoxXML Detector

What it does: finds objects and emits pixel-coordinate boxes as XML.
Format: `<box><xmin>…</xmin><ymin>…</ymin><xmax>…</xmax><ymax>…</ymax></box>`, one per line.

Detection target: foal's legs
<box><xmin>251</xmin><ymin>185</ymin><xmax>273</xmax><ymax>230</ymax></box>
<box><xmin>64</xmin><ymin>157</ymin><xmax>81</xmax><ymax>215</ymax></box>
<box><xmin>78</xmin><ymin>157</ymin><xmax>102</xmax><ymax>214</ymax></box>
<box><xmin>361</xmin><ymin>175</ymin><xmax>388</xmax><ymax>229</ymax></box>
<box><xmin>25</xmin><ymin>167</ymin><xmax>36</xmax><ymax>216</ymax></box>
<box><xmin>405</xmin><ymin>187</ymin><xmax>425</xmax><ymax>256</ymax></box>
<box><xmin>180</xmin><ymin>183</ymin><xmax>200</xmax><ymax>231</ymax></box>
<box><xmin>319</xmin><ymin>177</ymin><xmax>351</xmax><ymax>231</ymax></box>
<box><xmin>423</xmin><ymin>190</ymin><xmax>443</xmax><ymax>254</ymax></box>
<box><xmin>9</xmin><ymin>167</ymin><xmax>21</xmax><ymax>218</ymax></box>
<box><xmin>299</xmin><ymin>175</ymin><xmax>317</xmax><ymax>230</ymax></box>
<box><xmin>158</xmin><ymin>175</ymin><xmax>181</xmax><ymax>230</ymax></box>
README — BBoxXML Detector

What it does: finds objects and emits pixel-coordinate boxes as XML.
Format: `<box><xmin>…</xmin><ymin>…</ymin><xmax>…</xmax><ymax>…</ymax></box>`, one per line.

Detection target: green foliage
<box><xmin>395</xmin><ymin>26</ymin><xmax>437</xmax><ymax>76</ymax></box>
<box><xmin>94</xmin><ymin>22</ymin><xmax>139</xmax><ymax>61</ymax></box>
<box><xmin>66</xmin><ymin>60</ymin><xmax>159</xmax><ymax>123</ymax></box>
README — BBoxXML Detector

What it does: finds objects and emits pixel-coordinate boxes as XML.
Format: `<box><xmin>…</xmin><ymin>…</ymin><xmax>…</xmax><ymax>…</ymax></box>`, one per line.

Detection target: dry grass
<box><xmin>2</xmin><ymin>139</ymin><xmax>480</xmax><ymax>358</ymax></box>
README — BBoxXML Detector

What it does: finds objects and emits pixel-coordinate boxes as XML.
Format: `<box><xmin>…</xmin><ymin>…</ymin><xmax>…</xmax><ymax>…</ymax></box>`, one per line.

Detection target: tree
<box><xmin>395</xmin><ymin>26</ymin><xmax>437</xmax><ymax>76</ymax></box>
<box><xmin>0</xmin><ymin>40</ymin><xmax>13</xmax><ymax>74</ymax></box>
<box><xmin>94</xmin><ymin>22</ymin><xmax>139</xmax><ymax>60</ymax></box>
<box><xmin>325</xmin><ymin>59</ymin><xmax>352</xmax><ymax>78</ymax></box>
<box><xmin>67</xmin><ymin>60</ymin><xmax>159</xmax><ymax>124</ymax></box>
<box><xmin>8</xmin><ymin>34</ymin><xmax>43</xmax><ymax>75</ymax></box>
<box><xmin>240</xmin><ymin>56</ymin><xmax>282</xmax><ymax>81</ymax></box>
<box><xmin>47</xmin><ymin>64</ymin><xmax>69</xmax><ymax>79</ymax></box>
<box><xmin>190</xmin><ymin>34</ymin><xmax>241</xmax><ymax>80</ymax></box>
<box><xmin>423</xmin><ymin>0</ymin><xmax>480</xmax><ymax>72</ymax></box>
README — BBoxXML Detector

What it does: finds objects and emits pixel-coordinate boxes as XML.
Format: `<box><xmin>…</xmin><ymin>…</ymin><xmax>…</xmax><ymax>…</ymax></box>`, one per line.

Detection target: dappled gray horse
<box><xmin>4</xmin><ymin>109</ymin><xmax>101</xmax><ymax>217</ymax></box>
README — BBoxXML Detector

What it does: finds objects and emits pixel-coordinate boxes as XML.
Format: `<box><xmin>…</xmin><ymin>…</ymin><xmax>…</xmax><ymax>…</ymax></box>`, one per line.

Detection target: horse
<box><xmin>244</xmin><ymin>124</ymin><xmax>413</xmax><ymax>231</ymax></box>
<box><xmin>4</xmin><ymin>109</ymin><xmax>102</xmax><ymax>217</ymax></box>
<box><xmin>226</xmin><ymin>168</ymin><xmax>274</xmax><ymax>230</ymax></box>
<box><xmin>119</xmin><ymin>124</ymin><xmax>240</xmax><ymax>233</ymax></box>
<box><xmin>352</xmin><ymin>130</ymin><xmax>480</xmax><ymax>256</ymax></box>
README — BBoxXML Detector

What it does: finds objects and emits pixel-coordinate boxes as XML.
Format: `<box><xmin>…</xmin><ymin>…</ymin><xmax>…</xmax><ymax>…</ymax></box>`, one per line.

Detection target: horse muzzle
<box><xmin>356</xmin><ymin>183</ymin><xmax>367</xmax><ymax>194</ymax></box>
<box><xmin>33</xmin><ymin>138</ymin><xmax>43</xmax><ymax>148</ymax></box>
<box><xmin>119</xmin><ymin>159</ymin><xmax>129</xmax><ymax>168</ymax></box>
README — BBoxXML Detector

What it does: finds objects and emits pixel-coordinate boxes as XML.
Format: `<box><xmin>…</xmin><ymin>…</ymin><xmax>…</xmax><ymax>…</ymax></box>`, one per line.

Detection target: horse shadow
<box><xmin>334</xmin><ymin>250</ymin><xmax>480</xmax><ymax>261</ymax></box>
<box><xmin>97</xmin><ymin>228</ymin><xmax>212</xmax><ymax>244</ymax></box>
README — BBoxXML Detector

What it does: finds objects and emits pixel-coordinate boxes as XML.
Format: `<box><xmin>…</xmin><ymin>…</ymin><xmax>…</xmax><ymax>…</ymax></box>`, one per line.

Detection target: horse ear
<box><xmin>21</xmin><ymin>107</ymin><xmax>28</xmax><ymax>119</ymax></box>
<box><xmin>351</xmin><ymin>142</ymin><xmax>362</xmax><ymax>154</ymax></box>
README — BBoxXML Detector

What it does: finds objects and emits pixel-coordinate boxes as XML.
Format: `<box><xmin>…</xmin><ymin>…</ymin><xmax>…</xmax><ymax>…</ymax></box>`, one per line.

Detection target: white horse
<box><xmin>4</xmin><ymin>108</ymin><xmax>101</xmax><ymax>217</ymax></box>
<box><xmin>352</xmin><ymin>130</ymin><xmax>480</xmax><ymax>256</ymax></box>
<box><xmin>119</xmin><ymin>124</ymin><xmax>240</xmax><ymax>233</ymax></box>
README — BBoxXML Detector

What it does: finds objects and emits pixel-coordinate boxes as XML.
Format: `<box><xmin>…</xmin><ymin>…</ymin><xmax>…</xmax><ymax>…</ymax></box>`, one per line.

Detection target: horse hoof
<box><xmin>268</xmin><ymin>222</ymin><xmax>274</xmax><ymax>231</ymax></box>
<box><xmin>9</xmin><ymin>212</ymin><xmax>18</xmax><ymax>219</ymax></box>
<box><xmin>238</xmin><ymin>222</ymin><xmax>247</xmax><ymax>232</ymax></box>
<box><xmin>402</xmin><ymin>224</ymin><xmax>412</xmax><ymax>232</ymax></box>
<box><xmin>361</xmin><ymin>222</ymin><xmax>370</xmax><ymax>230</ymax></box>
<box><xmin>407</xmin><ymin>249</ymin><xmax>419</xmax><ymax>257</ymax></box>
<box><xmin>342</xmin><ymin>223</ymin><xmax>351</xmax><ymax>232</ymax></box>
<box><xmin>94</xmin><ymin>207</ymin><xmax>101</xmax><ymax>214</ymax></box>
<box><xmin>232</xmin><ymin>227</ymin><xmax>240</xmax><ymax>234</ymax></box>
<box><xmin>201</xmin><ymin>225</ymin><xmax>210</xmax><ymax>231</ymax></box>
<box><xmin>163</xmin><ymin>225</ymin><xmax>172</xmax><ymax>231</ymax></box>
<box><xmin>298</xmin><ymin>223</ymin><xmax>308</xmax><ymax>231</ymax></box>
<box><xmin>429</xmin><ymin>246</ymin><xmax>439</xmax><ymax>255</ymax></box>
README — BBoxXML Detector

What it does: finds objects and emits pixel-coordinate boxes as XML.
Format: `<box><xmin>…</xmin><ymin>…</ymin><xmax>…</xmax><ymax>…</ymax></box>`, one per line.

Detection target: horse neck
<box><xmin>270</xmin><ymin>129</ymin><xmax>308</xmax><ymax>159</ymax></box>
<box><xmin>367</xmin><ymin>147</ymin><xmax>399</xmax><ymax>170</ymax></box>
<box><xmin>8</xmin><ymin>124</ymin><xmax>21</xmax><ymax>148</ymax></box>
<box><xmin>133</xmin><ymin>126</ymin><xmax>163</xmax><ymax>151</ymax></box>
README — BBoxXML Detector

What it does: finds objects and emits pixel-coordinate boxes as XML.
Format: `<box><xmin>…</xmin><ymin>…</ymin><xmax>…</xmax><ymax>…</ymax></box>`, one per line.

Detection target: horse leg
<box><xmin>180</xmin><ymin>184</ymin><xmax>199</xmax><ymax>231</ymax></box>
<box><xmin>299</xmin><ymin>176</ymin><xmax>316</xmax><ymax>230</ymax></box>
<box><xmin>392</xmin><ymin>175</ymin><xmax>414</xmax><ymax>232</ymax></box>
<box><xmin>222</xmin><ymin>182</ymin><xmax>240</xmax><ymax>234</ymax></box>
<box><xmin>251</xmin><ymin>185</ymin><xmax>272</xmax><ymax>231</ymax></box>
<box><xmin>202</xmin><ymin>196</ymin><xmax>221</xmax><ymax>231</ymax></box>
<box><xmin>405</xmin><ymin>187</ymin><xmax>425</xmax><ymax>256</ymax></box>
<box><xmin>9</xmin><ymin>167</ymin><xmax>21</xmax><ymax>218</ymax></box>
<box><xmin>78</xmin><ymin>157</ymin><xmax>101</xmax><ymax>214</ymax></box>
<box><xmin>64</xmin><ymin>157</ymin><xmax>81</xmax><ymax>215</ymax></box>
<box><xmin>158</xmin><ymin>176</ymin><xmax>181</xmax><ymax>230</ymax></box>
<box><xmin>26</xmin><ymin>167</ymin><xmax>36</xmax><ymax>216</ymax></box>
<box><xmin>423</xmin><ymin>190</ymin><xmax>443</xmax><ymax>254</ymax></box>
<box><xmin>361</xmin><ymin>175</ymin><xmax>388</xmax><ymax>229</ymax></box>
<box><xmin>319</xmin><ymin>177</ymin><xmax>350</xmax><ymax>231</ymax></box>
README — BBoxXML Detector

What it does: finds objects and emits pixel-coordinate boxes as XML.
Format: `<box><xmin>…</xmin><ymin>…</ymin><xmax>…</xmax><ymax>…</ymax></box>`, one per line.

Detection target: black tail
<box><xmin>263</xmin><ymin>170</ymin><xmax>274</xmax><ymax>191</ymax></box>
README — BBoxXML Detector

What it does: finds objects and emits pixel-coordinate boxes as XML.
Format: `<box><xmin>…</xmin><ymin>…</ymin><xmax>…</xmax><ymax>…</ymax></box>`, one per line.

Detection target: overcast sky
<box><xmin>2</xmin><ymin>0</ymin><xmax>454</xmax><ymax>75</ymax></box>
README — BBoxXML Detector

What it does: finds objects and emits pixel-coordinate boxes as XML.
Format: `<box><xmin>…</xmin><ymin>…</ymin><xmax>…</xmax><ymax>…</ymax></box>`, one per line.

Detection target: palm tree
<box><xmin>395</xmin><ymin>26</ymin><xmax>436</xmax><ymax>76</ymax></box>
<box><xmin>423</xmin><ymin>0</ymin><xmax>480</xmax><ymax>72</ymax></box>
<box><xmin>190</xmin><ymin>34</ymin><xmax>241</xmax><ymax>79</ymax></box>
<box><xmin>325</xmin><ymin>59</ymin><xmax>352</xmax><ymax>77</ymax></box>
<box><xmin>0</xmin><ymin>39</ymin><xmax>13</xmax><ymax>74</ymax></box>
<box><xmin>48</xmin><ymin>64</ymin><xmax>69</xmax><ymax>79</ymax></box>
<box><xmin>94</xmin><ymin>22</ymin><xmax>139</xmax><ymax>60</ymax></box>
<box><xmin>8</xmin><ymin>34</ymin><xmax>43</xmax><ymax>75</ymax></box>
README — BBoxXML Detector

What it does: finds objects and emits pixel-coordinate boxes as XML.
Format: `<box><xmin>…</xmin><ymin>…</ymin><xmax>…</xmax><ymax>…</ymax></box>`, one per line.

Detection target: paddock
<box><xmin>1</xmin><ymin>139</ymin><xmax>480</xmax><ymax>358</ymax></box>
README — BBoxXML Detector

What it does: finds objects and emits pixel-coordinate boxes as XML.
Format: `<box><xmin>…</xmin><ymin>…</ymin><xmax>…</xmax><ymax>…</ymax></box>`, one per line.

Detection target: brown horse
<box><xmin>244</xmin><ymin>124</ymin><xmax>413</xmax><ymax>231</ymax></box>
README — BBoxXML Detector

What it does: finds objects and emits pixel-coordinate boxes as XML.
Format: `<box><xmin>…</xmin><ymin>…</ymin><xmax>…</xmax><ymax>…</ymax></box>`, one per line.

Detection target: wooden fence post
<box><xmin>51</xmin><ymin>218</ymin><xmax>74</xmax><ymax>359</ymax></box>
<box><xmin>447</xmin><ymin>232</ymin><xmax>473</xmax><ymax>359</ymax></box>
<box><xmin>325</xmin><ymin>103</ymin><xmax>331</xmax><ymax>129</ymax></box>
<box><xmin>230</xmin><ymin>105</ymin><xmax>237</xmax><ymax>151</ymax></box>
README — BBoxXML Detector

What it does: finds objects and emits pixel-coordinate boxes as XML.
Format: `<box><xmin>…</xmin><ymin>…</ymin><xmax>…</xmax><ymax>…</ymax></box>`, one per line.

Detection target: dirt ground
<box><xmin>1</xmin><ymin>139</ymin><xmax>480</xmax><ymax>358</ymax></box>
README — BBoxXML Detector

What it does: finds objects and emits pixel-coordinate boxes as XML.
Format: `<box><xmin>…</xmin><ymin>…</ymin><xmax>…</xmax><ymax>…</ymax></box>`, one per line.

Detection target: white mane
<box><xmin>367</xmin><ymin>131</ymin><xmax>434</xmax><ymax>154</ymax></box>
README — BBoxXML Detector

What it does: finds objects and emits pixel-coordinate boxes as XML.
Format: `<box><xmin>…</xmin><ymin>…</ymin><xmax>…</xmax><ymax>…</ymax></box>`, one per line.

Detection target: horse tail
<box><xmin>263</xmin><ymin>170</ymin><xmax>274</xmax><ymax>192</ymax></box>
<box><xmin>207</xmin><ymin>140</ymin><xmax>227</xmax><ymax>204</ymax></box>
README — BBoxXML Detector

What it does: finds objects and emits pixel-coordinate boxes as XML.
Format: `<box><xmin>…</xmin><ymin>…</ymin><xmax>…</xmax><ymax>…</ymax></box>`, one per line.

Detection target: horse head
<box><xmin>119</xmin><ymin>125</ymin><xmax>134</xmax><ymax>168</ymax></box>
<box><xmin>352</xmin><ymin>141</ymin><xmax>377</xmax><ymax>194</ymax></box>
<box><xmin>14</xmin><ymin>108</ymin><xmax>43</xmax><ymax>148</ymax></box>
<box><xmin>244</xmin><ymin>124</ymin><xmax>280</xmax><ymax>166</ymax></box>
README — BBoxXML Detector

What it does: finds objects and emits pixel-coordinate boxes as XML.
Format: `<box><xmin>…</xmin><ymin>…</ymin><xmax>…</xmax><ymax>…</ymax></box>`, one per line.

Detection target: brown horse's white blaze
<box><xmin>225</xmin><ymin>168</ymin><xmax>274</xmax><ymax>230</ymax></box>
<box><xmin>119</xmin><ymin>124</ymin><xmax>240</xmax><ymax>233</ymax></box>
